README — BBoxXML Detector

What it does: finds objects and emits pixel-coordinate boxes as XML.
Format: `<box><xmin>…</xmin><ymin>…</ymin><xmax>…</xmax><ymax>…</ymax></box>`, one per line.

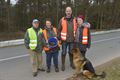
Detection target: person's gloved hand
<box><xmin>59</xmin><ymin>40</ymin><xmax>62</xmax><ymax>45</ymax></box>
<box><xmin>45</xmin><ymin>40</ymin><xmax>49</xmax><ymax>48</ymax></box>
<box><xmin>57</xmin><ymin>36</ymin><xmax>61</xmax><ymax>41</ymax></box>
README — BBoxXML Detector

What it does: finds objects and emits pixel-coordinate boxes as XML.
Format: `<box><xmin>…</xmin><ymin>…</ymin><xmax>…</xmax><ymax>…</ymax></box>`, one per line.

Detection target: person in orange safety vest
<box><xmin>75</xmin><ymin>15</ymin><xmax>91</xmax><ymax>57</ymax></box>
<box><xmin>43</xmin><ymin>19</ymin><xmax>60</xmax><ymax>73</ymax></box>
<box><xmin>74</xmin><ymin>15</ymin><xmax>97</xmax><ymax>75</ymax></box>
<box><xmin>57</xmin><ymin>7</ymin><xmax>77</xmax><ymax>71</ymax></box>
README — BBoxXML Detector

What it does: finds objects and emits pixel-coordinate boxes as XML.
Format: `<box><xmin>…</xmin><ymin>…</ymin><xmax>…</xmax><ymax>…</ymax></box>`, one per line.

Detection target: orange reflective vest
<box><xmin>60</xmin><ymin>17</ymin><xmax>77</xmax><ymax>41</ymax></box>
<box><xmin>82</xmin><ymin>27</ymin><xmax>88</xmax><ymax>44</ymax></box>
<box><xmin>43</xmin><ymin>27</ymin><xmax>60</xmax><ymax>51</ymax></box>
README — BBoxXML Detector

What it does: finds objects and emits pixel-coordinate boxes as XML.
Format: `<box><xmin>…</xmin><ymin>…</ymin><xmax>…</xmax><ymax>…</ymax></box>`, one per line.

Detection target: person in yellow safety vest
<box><xmin>43</xmin><ymin>19</ymin><xmax>60</xmax><ymax>73</ymax></box>
<box><xmin>75</xmin><ymin>15</ymin><xmax>91</xmax><ymax>57</ymax></box>
<box><xmin>24</xmin><ymin>19</ymin><xmax>46</xmax><ymax>77</ymax></box>
<box><xmin>57</xmin><ymin>7</ymin><xmax>77</xmax><ymax>71</ymax></box>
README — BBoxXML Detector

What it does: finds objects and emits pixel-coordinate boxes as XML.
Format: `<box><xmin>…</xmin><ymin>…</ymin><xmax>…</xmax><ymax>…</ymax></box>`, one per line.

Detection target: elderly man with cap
<box><xmin>24</xmin><ymin>19</ymin><xmax>45</xmax><ymax>77</ymax></box>
<box><xmin>58</xmin><ymin>7</ymin><xmax>77</xmax><ymax>71</ymax></box>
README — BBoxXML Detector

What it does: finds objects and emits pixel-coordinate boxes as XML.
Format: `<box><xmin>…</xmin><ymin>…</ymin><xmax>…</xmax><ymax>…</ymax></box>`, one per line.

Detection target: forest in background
<box><xmin>0</xmin><ymin>0</ymin><xmax>120</xmax><ymax>40</ymax></box>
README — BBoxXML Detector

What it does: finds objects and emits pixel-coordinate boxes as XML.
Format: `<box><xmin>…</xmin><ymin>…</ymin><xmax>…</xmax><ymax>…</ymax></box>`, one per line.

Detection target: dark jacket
<box><xmin>24</xmin><ymin>27</ymin><xmax>46</xmax><ymax>52</ymax></box>
<box><xmin>75</xmin><ymin>25</ymin><xmax>91</xmax><ymax>51</ymax></box>
<box><xmin>57</xmin><ymin>16</ymin><xmax>75</xmax><ymax>42</ymax></box>
<box><xmin>44</xmin><ymin>26</ymin><xmax>59</xmax><ymax>53</ymax></box>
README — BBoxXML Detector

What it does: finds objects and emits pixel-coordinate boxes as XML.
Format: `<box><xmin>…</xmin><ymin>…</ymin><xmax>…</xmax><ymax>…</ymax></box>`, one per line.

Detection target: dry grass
<box><xmin>65</xmin><ymin>57</ymin><xmax>120</xmax><ymax>80</ymax></box>
<box><xmin>95</xmin><ymin>57</ymin><xmax>120</xmax><ymax>80</ymax></box>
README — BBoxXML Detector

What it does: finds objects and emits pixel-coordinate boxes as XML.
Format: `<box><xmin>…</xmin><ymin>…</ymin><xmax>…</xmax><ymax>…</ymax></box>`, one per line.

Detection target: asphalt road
<box><xmin>0</xmin><ymin>31</ymin><xmax>120</xmax><ymax>80</ymax></box>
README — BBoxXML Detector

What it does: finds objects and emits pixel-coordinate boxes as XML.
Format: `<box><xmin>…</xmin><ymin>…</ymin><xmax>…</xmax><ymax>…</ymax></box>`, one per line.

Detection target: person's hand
<box><xmin>57</xmin><ymin>36</ymin><xmax>61</xmax><ymax>41</ymax></box>
<box><xmin>59</xmin><ymin>40</ymin><xmax>62</xmax><ymax>45</ymax></box>
<box><xmin>45</xmin><ymin>40</ymin><xmax>49</xmax><ymax>47</ymax></box>
<box><xmin>46</xmin><ymin>40</ymin><xmax>48</xmax><ymax>44</ymax></box>
<box><xmin>43</xmin><ymin>46</ymin><xmax>50</xmax><ymax>52</ymax></box>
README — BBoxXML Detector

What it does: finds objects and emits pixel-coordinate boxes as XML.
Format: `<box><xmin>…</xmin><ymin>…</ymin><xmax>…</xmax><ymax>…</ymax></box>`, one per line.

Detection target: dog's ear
<box><xmin>76</xmin><ymin>48</ymin><xmax>80</xmax><ymax>51</ymax></box>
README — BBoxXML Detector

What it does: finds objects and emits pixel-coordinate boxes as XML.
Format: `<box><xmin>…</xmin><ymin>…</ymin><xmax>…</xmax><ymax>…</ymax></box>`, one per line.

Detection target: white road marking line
<box><xmin>0</xmin><ymin>36</ymin><xmax>120</xmax><ymax>62</ymax></box>
<box><xmin>92</xmin><ymin>36</ymin><xmax>120</xmax><ymax>43</ymax></box>
<box><xmin>0</xmin><ymin>54</ymin><xmax>29</xmax><ymax>62</ymax></box>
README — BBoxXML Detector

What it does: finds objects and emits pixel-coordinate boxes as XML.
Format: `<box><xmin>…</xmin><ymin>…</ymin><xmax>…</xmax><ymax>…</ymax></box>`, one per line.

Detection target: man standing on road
<box><xmin>58</xmin><ymin>7</ymin><xmax>77</xmax><ymax>71</ymax></box>
<box><xmin>24</xmin><ymin>19</ymin><xmax>45</xmax><ymax>77</ymax></box>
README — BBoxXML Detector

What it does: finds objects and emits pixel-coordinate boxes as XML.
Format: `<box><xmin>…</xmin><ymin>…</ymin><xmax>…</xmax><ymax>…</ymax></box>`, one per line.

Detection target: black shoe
<box><xmin>55</xmin><ymin>67</ymin><xmax>59</xmax><ymax>72</ymax></box>
<box><xmin>46</xmin><ymin>68</ymin><xmax>50</xmax><ymax>73</ymax></box>
<box><xmin>33</xmin><ymin>72</ymin><xmax>37</xmax><ymax>77</ymax></box>
<box><xmin>61</xmin><ymin>65</ymin><xmax>65</xmax><ymax>71</ymax></box>
<box><xmin>38</xmin><ymin>68</ymin><xmax>45</xmax><ymax>72</ymax></box>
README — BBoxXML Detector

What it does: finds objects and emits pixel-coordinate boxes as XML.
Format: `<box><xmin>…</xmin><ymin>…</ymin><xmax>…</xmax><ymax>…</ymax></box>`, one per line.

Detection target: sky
<box><xmin>5</xmin><ymin>0</ymin><xmax>17</xmax><ymax>5</ymax></box>
<box><xmin>11</xmin><ymin>0</ymin><xmax>17</xmax><ymax>5</ymax></box>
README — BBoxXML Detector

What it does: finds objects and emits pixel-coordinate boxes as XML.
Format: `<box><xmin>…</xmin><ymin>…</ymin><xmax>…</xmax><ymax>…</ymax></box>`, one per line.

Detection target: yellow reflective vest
<box><xmin>27</xmin><ymin>27</ymin><xmax>42</xmax><ymax>50</ymax></box>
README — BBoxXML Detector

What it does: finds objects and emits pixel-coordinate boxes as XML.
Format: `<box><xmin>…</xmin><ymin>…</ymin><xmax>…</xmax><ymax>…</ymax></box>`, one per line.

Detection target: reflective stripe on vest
<box><xmin>28</xmin><ymin>27</ymin><xmax>42</xmax><ymax>50</ymax></box>
<box><xmin>82</xmin><ymin>27</ymin><xmax>88</xmax><ymax>44</ymax></box>
<box><xmin>61</xmin><ymin>17</ymin><xmax>77</xmax><ymax>41</ymax></box>
<box><xmin>43</xmin><ymin>27</ymin><xmax>57</xmax><ymax>41</ymax></box>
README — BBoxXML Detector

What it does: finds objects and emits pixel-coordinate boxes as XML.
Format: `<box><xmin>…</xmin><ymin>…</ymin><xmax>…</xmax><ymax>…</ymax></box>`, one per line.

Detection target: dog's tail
<box><xmin>94</xmin><ymin>71</ymin><xmax>106</xmax><ymax>78</ymax></box>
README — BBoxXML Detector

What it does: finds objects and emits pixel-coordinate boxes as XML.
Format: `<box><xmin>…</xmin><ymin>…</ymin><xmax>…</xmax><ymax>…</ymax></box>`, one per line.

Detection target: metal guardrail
<box><xmin>0</xmin><ymin>28</ymin><xmax>120</xmax><ymax>47</ymax></box>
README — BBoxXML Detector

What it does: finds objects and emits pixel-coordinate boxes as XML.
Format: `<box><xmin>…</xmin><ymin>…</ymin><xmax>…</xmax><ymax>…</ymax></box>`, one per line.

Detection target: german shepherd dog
<box><xmin>66</xmin><ymin>48</ymin><xmax>106</xmax><ymax>80</ymax></box>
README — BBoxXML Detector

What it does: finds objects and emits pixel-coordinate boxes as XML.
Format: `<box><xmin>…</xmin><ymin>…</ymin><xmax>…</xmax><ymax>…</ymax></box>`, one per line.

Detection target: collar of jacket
<box><xmin>32</xmin><ymin>26</ymin><xmax>40</xmax><ymax>32</ymax></box>
<box><xmin>44</xmin><ymin>26</ymin><xmax>53</xmax><ymax>31</ymax></box>
<box><xmin>64</xmin><ymin>15</ymin><xmax>74</xmax><ymax>21</ymax></box>
<box><xmin>77</xmin><ymin>25</ymin><xmax>84</xmax><ymax>28</ymax></box>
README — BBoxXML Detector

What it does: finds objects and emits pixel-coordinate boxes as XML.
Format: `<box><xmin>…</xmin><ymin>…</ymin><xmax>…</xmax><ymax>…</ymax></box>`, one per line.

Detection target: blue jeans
<box><xmin>62</xmin><ymin>42</ymin><xmax>74</xmax><ymax>55</ymax></box>
<box><xmin>46</xmin><ymin>51</ymin><xmax>59</xmax><ymax>68</ymax></box>
<box><xmin>61</xmin><ymin>42</ymin><xmax>74</xmax><ymax>66</ymax></box>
